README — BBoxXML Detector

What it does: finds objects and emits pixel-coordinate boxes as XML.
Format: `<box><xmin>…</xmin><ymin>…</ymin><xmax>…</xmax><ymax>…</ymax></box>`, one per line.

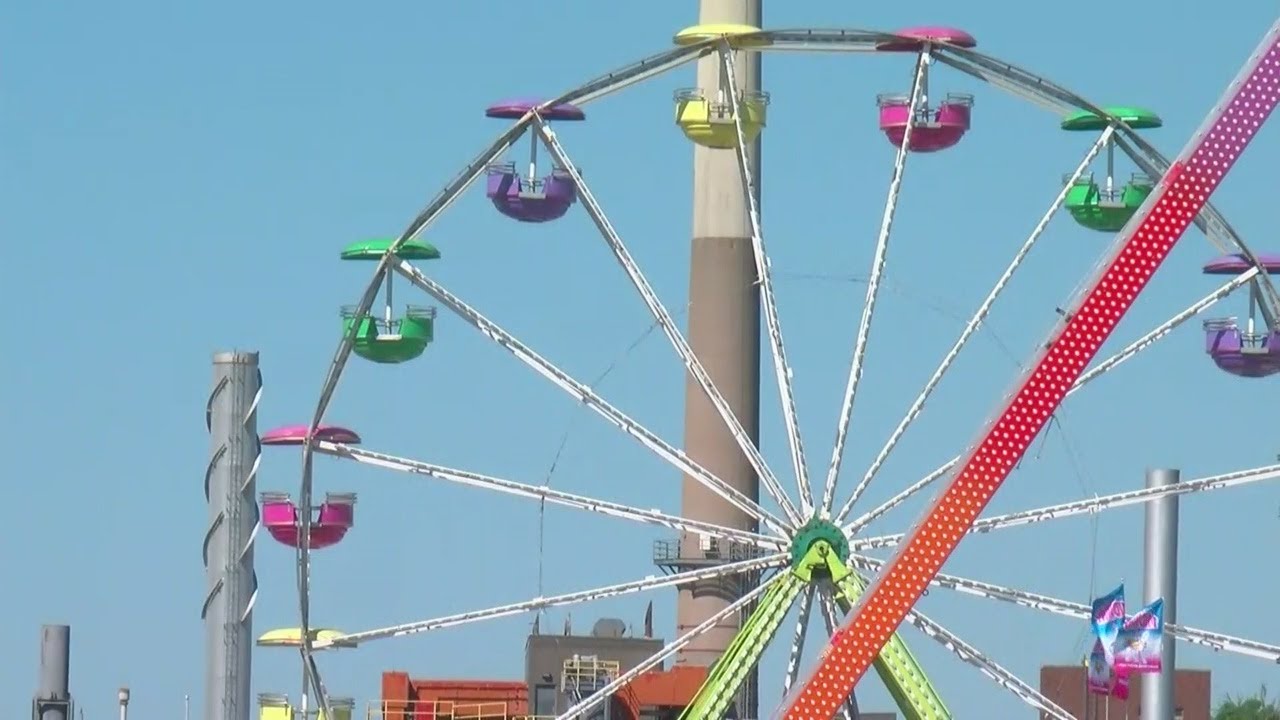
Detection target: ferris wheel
<box><xmin>259</xmin><ymin>18</ymin><xmax>1280</xmax><ymax>720</ymax></box>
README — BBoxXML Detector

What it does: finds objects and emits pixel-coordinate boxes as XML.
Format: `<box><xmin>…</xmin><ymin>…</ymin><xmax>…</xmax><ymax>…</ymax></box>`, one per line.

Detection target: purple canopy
<box><xmin>485</xmin><ymin>98</ymin><xmax>586</xmax><ymax>121</ymax></box>
<box><xmin>1202</xmin><ymin>252</ymin><xmax>1280</xmax><ymax>275</ymax></box>
<box><xmin>261</xmin><ymin>424</ymin><xmax>362</xmax><ymax>446</ymax></box>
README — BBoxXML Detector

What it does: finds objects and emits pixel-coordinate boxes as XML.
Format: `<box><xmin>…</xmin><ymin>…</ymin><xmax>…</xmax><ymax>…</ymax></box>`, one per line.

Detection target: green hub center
<box><xmin>788</xmin><ymin>517</ymin><xmax>850</xmax><ymax>568</ymax></box>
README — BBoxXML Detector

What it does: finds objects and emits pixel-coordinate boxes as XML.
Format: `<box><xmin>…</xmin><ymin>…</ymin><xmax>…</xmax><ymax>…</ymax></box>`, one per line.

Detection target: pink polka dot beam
<box><xmin>778</xmin><ymin>20</ymin><xmax>1280</xmax><ymax>720</ymax></box>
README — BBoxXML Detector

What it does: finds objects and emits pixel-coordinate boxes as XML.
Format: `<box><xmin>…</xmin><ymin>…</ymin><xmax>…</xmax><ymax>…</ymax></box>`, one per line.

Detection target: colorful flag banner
<box><xmin>1114</xmin><ymin>598</ymin><xmax>1164</xmax><ymax>674</ymax></box>
<box><xmin>1090</xmin><ymin>584</ymin><xmax>1126</xmax><ymax>665</ymax></box>
<box><xmin>1086</xmin><ymin>640</ymin><xmax>1112</xmax><ymax>695</ymax></box>
<box><xmin>1112</xmin><ymin>671</ymin><xmax>1130</xmax><ymax>700</ymax></box>
<box><xmin>1086</xmin><ymin>640</ymin><xmax>1132</xmax><ymax>698</ymax></box>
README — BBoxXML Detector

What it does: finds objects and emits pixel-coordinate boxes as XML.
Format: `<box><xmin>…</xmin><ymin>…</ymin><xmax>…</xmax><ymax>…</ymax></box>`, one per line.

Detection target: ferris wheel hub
<box><xmin>788</xmin><ymin>517</ymin><xmax>850</xmax><ymax>569</ymax></box>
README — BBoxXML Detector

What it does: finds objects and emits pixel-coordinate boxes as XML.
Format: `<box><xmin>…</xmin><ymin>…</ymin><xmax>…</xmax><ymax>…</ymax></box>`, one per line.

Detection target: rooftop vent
<box><xmin>591</xmin><ymin>618</ymin><xmax>627</xmax><ymax>638</ymax></box>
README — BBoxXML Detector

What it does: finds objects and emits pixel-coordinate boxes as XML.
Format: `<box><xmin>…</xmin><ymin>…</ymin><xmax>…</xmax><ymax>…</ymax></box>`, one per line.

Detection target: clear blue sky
<box><xmin>3</xmin><ymin>1</ymin><xmax>1277</xmax><ymax>718</ymax></box>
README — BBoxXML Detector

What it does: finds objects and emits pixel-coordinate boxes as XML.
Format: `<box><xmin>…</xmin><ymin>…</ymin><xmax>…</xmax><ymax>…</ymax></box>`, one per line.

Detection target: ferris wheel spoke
<box><xmin>854</xmin><ymin>461</ymin><xmax>1280</xmax><ymax>551</ymax></box>
<box><xmin>1069</xmin><ymin>267</ymin><xmax>1259</xmax><ymax>386</ymax></box>
<box><xmin>314</xmin><ymin>441</ymin><xmax>785</xmax><ymax>550</ymax></box>
<box><xmin>392</xmin><ymin>259</ymin><xmax>789</xmax><ymax>536</ymax></box>
<box><xmin>320</xmin><ymin>551</ymin><xmax>786</xmax><ymax>648</ymax></box>
<box><xmin>852</xmin><ymin>555</ymin><xmax>1280</xmax><ymax>663</ymax></box>
<box><xmin>902</xmin><ymin>606</ymin><xmax>1074</xmax><ymax>719</ymax></box>
<box><xmin>815</xmin><ymin>590</ymin><xmax>860</xmax><ymax>720</ymax></box>
<box><xmin>302</xmin><ymin>650</ymin><xmax>333</xmax><ymax>720</ymax></box>
<box><xmin>782</xmin><ymin>586</ymin><xmax>816</xmax><ymax>698</ymax></box>
<box><xmin>296</xmin><ymin>454</ymin><xmax>324</xmax><ymax>710</ymax></box>
<box><xmin>719</xmin><ymin>43</ymin><xmax>815</xmax><ymax>515</ymax></box>
<box><xmin>843</xmin><ymin>273</ymin><xmax>1253</xmax><ymax>537</ymax></box>
<box><xmin>555</xmin><ymin>573</ymin><xmax>781</xmax><ymax>720</ymax></box>
<box><xmin>832</xmin><ymin>127</ymin><xmax>1115</xmax><ymax>527</ymax></box>
<box><xmin>844</xmin><ymin>462</ymin><xmax>952</xmax><ymax>539</ymax></box>
<box><xmin>532</xmin><ymin>119</ymin><xmax>801</xmax><ymax>526</ymax></box>
<box><xmin>961</xmin><ymin>460</ymin><xmax>1280</xmax><ymax>537</ymax></box>
<box><xmin>820</xmin><ymin>52</ymin><xmax>928</xmax><ymax>517</ymax></box>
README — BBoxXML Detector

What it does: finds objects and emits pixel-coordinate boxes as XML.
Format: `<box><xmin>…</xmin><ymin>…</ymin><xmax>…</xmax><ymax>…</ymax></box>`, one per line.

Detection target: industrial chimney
<box><xmin>32</xmin><ymin>624</ymin><xmax>73</xmax><ymax>720</ymax></box>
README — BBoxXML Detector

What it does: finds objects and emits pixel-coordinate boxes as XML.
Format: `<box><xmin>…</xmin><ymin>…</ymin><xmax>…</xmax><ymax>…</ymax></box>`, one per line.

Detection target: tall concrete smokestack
<box><xmin>33</xmin><ymin>624</ymin><xmax>72</xmax><ymax>720</ymax></box>
<box><xmin>677</xmin><ymin>0</ymin><xmax>763</xmax><ymax>716</ymax></box>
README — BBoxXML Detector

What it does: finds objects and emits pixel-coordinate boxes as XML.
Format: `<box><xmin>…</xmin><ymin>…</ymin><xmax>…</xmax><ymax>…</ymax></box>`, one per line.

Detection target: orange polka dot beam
<box><xmin>778</xmin><ymin>21</ymin><xmax>1280</xmax><ymax>720</ymax></box>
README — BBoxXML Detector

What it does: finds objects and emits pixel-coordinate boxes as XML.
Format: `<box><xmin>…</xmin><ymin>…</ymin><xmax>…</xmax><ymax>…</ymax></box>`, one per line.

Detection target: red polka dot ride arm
<box><xmin>778</xmin><ymin>20</ymin><xmax>1280</xmax><ymax>720</ymax></box>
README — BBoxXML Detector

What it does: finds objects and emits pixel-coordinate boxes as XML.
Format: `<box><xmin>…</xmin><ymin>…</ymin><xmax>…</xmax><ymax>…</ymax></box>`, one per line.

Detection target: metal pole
<box><xmin>204</xmin><ymin>351</ymin><xmax>262</xmax><ymax>720</ymax></box>
<box><xmin>117</xmin><ymin>687</ymin><xmax>130</xmax><ymax>720</ymax></box>
<box><xmin>34</xmin><ymin>624</ymin><xmax>71</xmax><ymax>720</ymax></box>
<box><xmin>1080</xmin><ymin>659</ymin><xmax>1090</xmax><ymax>720</ymax></box>
<box><xmin>678</xmin><ymin>1</ymin><xmax>764</xmax><ymax>718</ymax></box>
<box><xmin>1141</xmin><ymin>468</ymin><xmax>1180</xmax><ymax>720</ymax></box>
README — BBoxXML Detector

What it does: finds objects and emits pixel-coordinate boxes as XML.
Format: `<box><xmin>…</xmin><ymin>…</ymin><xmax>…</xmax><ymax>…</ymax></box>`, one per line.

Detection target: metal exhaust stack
<box><xmin>205</xmin><ymin>351</ymin><xmax>261</xmax><ymax>720</ymax></box>
<box><xmin>33</xmin><ymin>624</ymin><xmax>72</xmax><ymax>720</ymax></box>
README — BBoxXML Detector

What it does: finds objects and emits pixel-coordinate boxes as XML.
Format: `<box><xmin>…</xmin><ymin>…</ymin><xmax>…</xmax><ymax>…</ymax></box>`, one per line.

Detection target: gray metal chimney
<box><xmin>33</xmin><ymin>624</ymin><xmax>73</xmax><ymax>720</ymax></box>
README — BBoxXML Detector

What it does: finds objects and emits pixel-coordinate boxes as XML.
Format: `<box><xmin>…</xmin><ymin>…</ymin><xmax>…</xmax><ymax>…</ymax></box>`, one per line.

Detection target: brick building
<box><xmin>1039</xmin><ymin>665</ymin><xmax>1210</xmax><ymax>720</ymax></box>
<box><xmin>373</xmin><ymin>614</ymin><xmax>900</xmax><ymax>720</ymax></box>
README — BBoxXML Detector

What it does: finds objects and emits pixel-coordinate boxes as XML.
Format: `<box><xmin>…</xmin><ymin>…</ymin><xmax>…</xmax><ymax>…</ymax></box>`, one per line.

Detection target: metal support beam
<box><xmin>1142</xmin><ymin>468</ymin><xmax>1180</xmax><ymax>720</ymax></box>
